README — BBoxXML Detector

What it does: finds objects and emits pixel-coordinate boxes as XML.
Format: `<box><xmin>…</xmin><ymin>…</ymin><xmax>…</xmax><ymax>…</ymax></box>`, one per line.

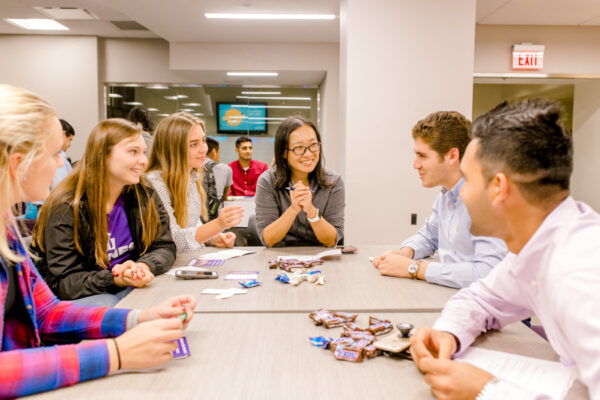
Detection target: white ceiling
<box><xmin>1</xmin><ymin>0</ymin><xmax>599</xmax><ymax>41</ymax></box>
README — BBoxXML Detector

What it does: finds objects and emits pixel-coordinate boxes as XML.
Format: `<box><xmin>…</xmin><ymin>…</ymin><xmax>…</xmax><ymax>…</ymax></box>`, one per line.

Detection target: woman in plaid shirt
<box><xmin>0</xmin><ymin>84</ymin><xmax>196</xmax><ymax>398</ymax></box>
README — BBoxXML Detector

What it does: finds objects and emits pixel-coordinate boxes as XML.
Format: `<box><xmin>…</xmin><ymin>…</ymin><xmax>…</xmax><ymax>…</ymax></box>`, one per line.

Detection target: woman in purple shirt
<box><xmin>32</xmin><ymin>118</ymin><xmax>176</xmax><ymax>306</ymax></box>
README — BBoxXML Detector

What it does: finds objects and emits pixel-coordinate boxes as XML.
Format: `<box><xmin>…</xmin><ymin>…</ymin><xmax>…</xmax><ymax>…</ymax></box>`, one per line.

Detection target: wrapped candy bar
<box><xmin>238</xmin><ymin>280</ymin><xmax>261</xmax><ymax>288</ymax></box>
<box><xmin>275</xmin><ymin>272</ymin><xmax>290</xmax><ymax>284</ymax></box>
<box><xmin>343</xmin><ymin>330</ymin><xmax>375</xmax><ymax>342</ymax></box>
<box><xmin>368</xmin><ymin>321</ymin><xmax>393</xmax><ymax>336</ymax></box>
<box><xmin>342</xmin><ymin>322</ymin><xmax>362</xmax><ymax>331</ymax></box>
<box><xmin>333</xmin><ymin>312</ymin><xmax>358</xmax><ymax>322</ymax></box>
<box><xmin>309</xmin><ymin>309</ymin><xmax>332</xmax><ymax>325</ymax></box>
<box><xmin>334</xmin><ymin>345</ymin><xmax>363</xmax><ymax>363</ymax></box>
<box><xmin>308</xmin><ymin>336</ymin><xmax>332</xmax><ymax>349</ymax></box>
<box><xmin>268</xmin><ymin>260</ymin><xmax>278</xmax><ymax>269</ymax></box>
<box><xmin>369</xmin><ymin>316</ymin><xmax>386</xmax><ymax>325</ymax></box>
<box><xmin>329</xmin><ymin>337</ymin><xmax>355</xmax><ymax>352</ymax></box>
<box><xmin>323</xmin><ymin>316</ymin><xmax>345</xmax><ymax>328</ymax></box>
<box><xmin>364</xmin><ymin>345</ymin><xmax>382</xmax><ymax>359</ymax></box>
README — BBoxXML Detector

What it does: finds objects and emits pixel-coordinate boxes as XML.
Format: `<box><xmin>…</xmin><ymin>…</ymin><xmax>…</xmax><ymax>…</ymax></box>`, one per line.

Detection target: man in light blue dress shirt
<box><xmin>372</xmin><ymin>111</ymin><xmax>506</xmax><ymax>288</ymax></box>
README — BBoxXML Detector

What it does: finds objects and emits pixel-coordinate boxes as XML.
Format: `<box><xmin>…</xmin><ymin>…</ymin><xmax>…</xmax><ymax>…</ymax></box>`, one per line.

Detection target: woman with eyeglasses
<box><xmin>254</xmin><ymin>115</ymin><xmax>345</xmax><ymax>247</ymax></box>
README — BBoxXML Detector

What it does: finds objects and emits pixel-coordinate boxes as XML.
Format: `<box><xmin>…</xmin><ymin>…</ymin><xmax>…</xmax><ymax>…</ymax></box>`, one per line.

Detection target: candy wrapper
<box><xmin>239</xmin><ymin>280</ymin><xmax>261</xmax><ymax>288</ymax></box>
<box><xmin>308</xmin><ymin>336</ymin><xmax>332</xmax><ymax>349</ymax></box>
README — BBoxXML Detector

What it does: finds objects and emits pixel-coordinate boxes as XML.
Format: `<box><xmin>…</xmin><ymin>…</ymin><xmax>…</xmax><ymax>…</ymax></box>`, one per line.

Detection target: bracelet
<box><xmin>112</xmin><ymin>338</ymin><xmax>122</xmax><ymax>370</ymax></box>
<box><xmin>475</xmin><ymin>376</ymin><xmax>499</xmax><ymax>400</ymax></box>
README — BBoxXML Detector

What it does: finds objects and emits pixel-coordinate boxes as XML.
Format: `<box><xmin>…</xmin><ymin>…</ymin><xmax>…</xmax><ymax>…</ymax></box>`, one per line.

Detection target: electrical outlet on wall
<box><xmin>410</xmin><ymin>213</ymin><xmax>417</xmax><ymax>225</ymax></box>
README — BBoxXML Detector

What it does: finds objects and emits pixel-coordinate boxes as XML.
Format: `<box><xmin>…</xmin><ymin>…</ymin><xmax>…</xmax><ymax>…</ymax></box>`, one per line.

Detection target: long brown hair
<box><xmin>33</xmin><ymin>118</ymin><xmax>161</xmax><ymax>269</ymax></box>
<box><xmin>147</xmin><ymin>112</ymin><xmax>207</xmax><ymax>225</ymax></box>
<box><xmin>0</xmin><ymin>85</ymin><xmax>55</xmax><ymax>262</ymax></box>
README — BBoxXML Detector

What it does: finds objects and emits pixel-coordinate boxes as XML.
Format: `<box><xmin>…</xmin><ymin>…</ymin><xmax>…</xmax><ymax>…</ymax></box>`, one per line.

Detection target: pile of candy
<box><xmin>275</xmin><ymin>269</ymin><xmax>325</xmax><ymax>286</ymax></box>
<box><xmin>308</xmin><ymin>310</ymin><xmax>393</xmax><ymax>363</ymax></box>
<box><xmin>268</xmin><ymin>258</ymin><xmax>324</xmax><ymax>272</ymax></box>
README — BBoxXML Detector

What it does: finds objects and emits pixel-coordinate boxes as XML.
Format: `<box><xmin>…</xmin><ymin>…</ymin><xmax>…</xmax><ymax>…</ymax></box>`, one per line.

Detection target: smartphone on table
<box><xmin>175</xmin><ymin>270</ymin><xmax>218</xmax><ymax>280</ymax></box>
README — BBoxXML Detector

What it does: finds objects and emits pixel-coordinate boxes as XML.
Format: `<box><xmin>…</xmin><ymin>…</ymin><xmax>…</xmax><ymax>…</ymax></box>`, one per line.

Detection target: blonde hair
<box><xmin>0</xmin><ymin>85</ymin><xmax>55</xmax><ymax>262</ymax></box>
<box><xmin>147</xmin><ymin>112</ymin><xmax>207</xmax><ymax>225</ymax></box>
<box><xmin>33</xmin><ymin>118</ymin><xmax>161</xmax><ymax>269</ymax></box>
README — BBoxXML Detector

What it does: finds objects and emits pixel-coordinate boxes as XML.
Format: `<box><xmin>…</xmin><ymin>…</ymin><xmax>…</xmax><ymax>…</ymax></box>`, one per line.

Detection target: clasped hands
<box><xmin>289</xmin><ymin>181</ymin><xmax>317</xmax><ymax>219</ymax></box>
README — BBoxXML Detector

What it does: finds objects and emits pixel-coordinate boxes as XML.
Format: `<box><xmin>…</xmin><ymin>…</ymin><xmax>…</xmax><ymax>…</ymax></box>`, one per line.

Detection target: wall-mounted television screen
<box><xmin>217</xmin><ymin>102</ymin><xmax>268</xmax><ymax>134</ymax></box>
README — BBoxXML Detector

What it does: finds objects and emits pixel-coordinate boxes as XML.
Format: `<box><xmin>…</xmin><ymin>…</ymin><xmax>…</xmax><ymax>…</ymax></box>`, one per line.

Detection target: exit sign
<box><xmin>512</xmin><ymin>44</ymin><xmax>545</xmax><ymax>70</ymax></box>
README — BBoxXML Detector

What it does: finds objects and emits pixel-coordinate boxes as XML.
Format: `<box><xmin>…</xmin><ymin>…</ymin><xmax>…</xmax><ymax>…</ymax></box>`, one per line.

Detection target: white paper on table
<box><xmin>198</xmin><ymin>249</ymin><xmax>255</xmax><ymax>260</ymax></box>
<box><xmin>166</xmin><ymin>265</ymin><xmax>208</xmax><ymax>276</ymax></box>
<box><xmin>277</xmin><ymin>248</ymin><xmax>342</xmax><ymax>262</ymax></box>
<box><xmin>200</xmin><ymin>288</ymin><xmax>247</xmax><ymax>295</ymax></box>
<box><xmin>455</xmin><ymin>347</ymin><xmax>575</xmax><ymax>400</ymax></box>
<box><xmin>225</xmin><ymin>271</ymin><xmax>259</xmax><ymax>280</ymax></box>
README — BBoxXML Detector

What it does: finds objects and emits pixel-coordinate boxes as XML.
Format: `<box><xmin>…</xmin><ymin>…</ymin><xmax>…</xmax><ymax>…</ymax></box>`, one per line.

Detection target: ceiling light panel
<box><xmin>5</xmin><ymin>19</ymin><xmax>69</xmax><ymax>30</ymax></box>
<box><xmin>205</xmin><ymin>13</ymin><xmax>335</xmax><ymax>20</ymax></box>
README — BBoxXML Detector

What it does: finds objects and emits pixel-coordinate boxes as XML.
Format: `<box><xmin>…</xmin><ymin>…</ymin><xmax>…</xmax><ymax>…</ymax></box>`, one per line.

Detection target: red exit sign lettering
<box><xmin>512</xmin><ymin>44</ymin><xmax>545</xmax><ymax>70</ymax></box>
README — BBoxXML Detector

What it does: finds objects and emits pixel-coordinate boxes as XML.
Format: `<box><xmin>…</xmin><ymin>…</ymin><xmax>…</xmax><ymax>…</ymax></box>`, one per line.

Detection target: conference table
<box><xmin>27</xmin><ymin>246</ymin><xmax>589</xmax><ymax>399</ymax></box>
<box><xmin>116</xmin><ymin>246</ymin><xmax>458</xmax><ymax>313</ymax></box>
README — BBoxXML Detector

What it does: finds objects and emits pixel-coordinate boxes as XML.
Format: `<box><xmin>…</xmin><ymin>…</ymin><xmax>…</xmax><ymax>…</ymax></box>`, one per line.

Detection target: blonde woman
<box><xmin>146</xmin><ymin>112</ymin><xmax>244</xmax><ymax>252</ymax></box>
<box><xmin>32</xmin><ymin>118</ymin><xmax>176</xmax><ymax>306</ymax></box>
<box><xmin>0</xmin><ymin>84</ymin><xmax>195</xmax><ymax>398</ymax></box>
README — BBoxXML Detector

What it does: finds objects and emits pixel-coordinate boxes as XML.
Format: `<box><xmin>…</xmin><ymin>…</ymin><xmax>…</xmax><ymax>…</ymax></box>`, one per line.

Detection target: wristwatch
<box><xmin>307</xmin><ymin>208</ymin><xmax>321</xmax><ymax>223</ymax></box>
<box><xmin>408</xmin><ymin>261</ymin><xmax>420</xmax><ymax>279</ymax></box>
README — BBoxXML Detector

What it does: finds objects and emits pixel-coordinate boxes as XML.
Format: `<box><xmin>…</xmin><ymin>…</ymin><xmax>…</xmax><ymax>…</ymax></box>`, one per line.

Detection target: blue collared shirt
<box><xmin>401</xmin><ymin>178</ymin><xmax>507</xmax><ymax>288</ymax></box>
<box><xmin>51</xmin><ymin>150</ymin><xmax>72</xmax><ymax>189</ymax></box>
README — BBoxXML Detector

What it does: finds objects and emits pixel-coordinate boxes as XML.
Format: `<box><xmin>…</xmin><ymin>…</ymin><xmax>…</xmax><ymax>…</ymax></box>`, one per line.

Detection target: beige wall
<box><xmin>475</xmin><ymin>25</ymin><xmax>600</xmax><ymax>74</ymax></box>
<box><xmin>572</xmin><ymin>80</ymin><xmax>600</xmax><ymax>211</ymax></box>
<box><xmin>341</xmin><ymin>0</ymin><xmax>477</xmax><ymax>245</ymax></box>
<box><xmin>0</xmin><ymin>35</ymin><xmax>100</xmax><ymax>161</ymax></box>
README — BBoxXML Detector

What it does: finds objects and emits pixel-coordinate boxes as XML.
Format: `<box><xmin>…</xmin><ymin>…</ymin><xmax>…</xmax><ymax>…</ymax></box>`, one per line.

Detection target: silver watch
<box><xmin>307</xmin><ymin>208</ymin><xmax>321</xmax><ymax>223</ymax></box>
<box><xmin>408</xmin><ymin>261</ymin><xmax>420</xmax><ymax>279</ymax></box>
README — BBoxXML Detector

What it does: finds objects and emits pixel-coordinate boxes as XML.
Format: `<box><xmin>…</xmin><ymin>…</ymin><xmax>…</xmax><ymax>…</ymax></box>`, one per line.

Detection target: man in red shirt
<box><xmin>228</xmin><ymin>136</ymin><xmax>268</xmax><ymax>196</ymax></box>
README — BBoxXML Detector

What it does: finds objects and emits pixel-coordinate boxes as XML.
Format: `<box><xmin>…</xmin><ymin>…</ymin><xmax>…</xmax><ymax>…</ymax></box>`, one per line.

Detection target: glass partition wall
<box><xmin>105</xmin><ymin>84</ymin><xmax>319</xmax><ymax>166</ymax></box>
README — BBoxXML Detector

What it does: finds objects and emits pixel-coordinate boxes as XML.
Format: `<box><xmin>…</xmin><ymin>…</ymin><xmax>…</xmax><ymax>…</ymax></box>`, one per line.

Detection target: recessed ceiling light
<box><xmin>146</xmin><ymin>84</ymin><xmax>169</xmax><ymax>90</ymax></box>
<box><xmin>164</xmin><ymin>96</ymin><xmax>178</xmax><ymax>100</ymax></box>
<box><xmin>234</xmin><ymin>105</ymin><xmax>311</xmax><ymax>109</ymax></box>
<box><xmin>205</xmin><ymin>13</ymin><xmax>335</xmax><ymax>20</ymax></box>
<box><xmin>157</xmin><ymin>113</ymin><xmax>170</xmax><ymax>117</ymax></box>
<box><xmin>108</xmin><ymin>93</ymin><xmax>122</xmax><ymax>98</ymax></box>
<box><xmin>147</xmin><ymin>108</ymin><xmax>159</xmax><ymax>112</ymax></box>
<box><xmin>236</xmin><ymin>96</ymin><xmax>311</xmax><ymax>101</ymax></box>
<box><xmin>121</xmin><ymin>83</ymin><xmax>143</xmax><ymax>87</ymax></box>
<box><xmin>180</xmin><ymin>108</ymin><xmax>194</xmax><ymax>112</ymax></box>
<box><xmin>177</xmin><ymin>95</ymin><xmax>188</xmax><ymax>99</ymax></box>
<box><xmin>241</xmin><ymin>91</ymin><xmax>281</xmax><ymax>95</ymax></box>
<box><xmin>193</xmin><ymin>113</ymin><xmax>204</xmax><ymax>116</ymax></box>
<box><xmin>182</xmin><ymin>103</ymin><xmax>201</xmax><ymax>107</ymax></box>
<box><xmin>5</xmin><ymin>18</ymin><xmax>69</xmax><ymax>30</ymax></box>
<box><xmin>227</xmin><ymin>72</ymin><xmax>278</xmax><ymax>77</ymax></box>
<box><xmin>123</xmin><ymin>101</ymin><xmax>143</xmax><ymax>106</ymax></box>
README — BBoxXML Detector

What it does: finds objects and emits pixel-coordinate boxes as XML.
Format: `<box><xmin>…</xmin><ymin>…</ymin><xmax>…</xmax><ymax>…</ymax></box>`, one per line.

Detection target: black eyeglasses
<box><xmin>287</xmin><ymin>142</ymin><xmax>321</xmax><ymax>156</ymax></box>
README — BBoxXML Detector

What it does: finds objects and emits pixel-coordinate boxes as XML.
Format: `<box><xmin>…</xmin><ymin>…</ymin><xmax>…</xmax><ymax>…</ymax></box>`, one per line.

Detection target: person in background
<box><xmin>32</xmin><ymin>118</ymin><xmax>176</xmax><ymax>307</ymax></box>
<box><xmin>204</xmin><ymin>137</ymin><xmax>233</xmax><ymax>220</ymax></box>
<box><xmin>0</xmin><ymin>84</ymin><xmax>196</xmax><ymax>399</ymax></box>
<box><xmin>255</xmin><ymin>115</ymin><xmax>344</xmax><ymax>247</ymax></box>
<box><xmin>410</xmin><ymin>99</ymin><xmax>600</xmax><ymax>399</ymax></box>
<box><xmin>228</xmin><ymin>136</ymin><xmax>268</xmax><ymax>196</ymax></box>
<box><xmin>127</xmin><ymin>106</ymin><xmax>155</xmax><ymax>156</ymax></box>
<box><xmin>51</xmin><ymin>118</ymin><xmax>74</xmax><ymax>188</ymax></box>
<box><xmin>372</xmin><ymin>111</ymin><xmax>506</xmax><ymax>289</ymax></box>
<box><xmin>146</xmin><ymin>112</ymin><xmax>244</xmax><ymax>252</ymax></box>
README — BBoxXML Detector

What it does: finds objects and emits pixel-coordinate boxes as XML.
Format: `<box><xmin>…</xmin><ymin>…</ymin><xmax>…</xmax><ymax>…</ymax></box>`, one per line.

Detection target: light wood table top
<box><xmin>26</xmin><ymin>312</ymin><xmax>588</xmax><ymax>400</ymax></box>
<box><xmin>115</xmin><ymin>246</ymin><xmax>458</xmax><ymax>313</ymax></box>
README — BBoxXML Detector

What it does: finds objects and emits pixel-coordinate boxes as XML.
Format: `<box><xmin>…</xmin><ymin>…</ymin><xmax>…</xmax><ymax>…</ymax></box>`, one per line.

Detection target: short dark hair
<box><xmin>412</xmin><ymin>111</ymin><xmax>471</xmax><ymax>160</ymax></box>
<box><xmin>235</xmin><ymin>136</ymin><xmax>252</xmax><ymax>148</ymax></box>
<box><xmin>206</xmin><ymin>137</ymin><xmax>219</xmax><ymax>154</ymax></box>
<box><xmin>60</xmin><ymin>119</ymin><xmax>75</xmax><ymax>137</ymax></box>
<box><xmin>472</xmin><ymin>99</ymin><xmax>572</xmax><ymax>203</ymax></box>
<box><xmin>127</xmin><ymin>106</ymin><xmax>155</xmax><ymax>133</ymax></box>
<box><xmin>273</xmin><ymin>115</ymin><xmax>331</xmax><ymax>189</ymax></box>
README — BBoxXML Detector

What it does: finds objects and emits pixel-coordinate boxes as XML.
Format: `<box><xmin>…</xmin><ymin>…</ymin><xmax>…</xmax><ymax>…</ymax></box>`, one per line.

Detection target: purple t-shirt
<box><xmin>107</xmin><ymin>195</ymin><xmax>135</xmax><ymax>269</ymax></box>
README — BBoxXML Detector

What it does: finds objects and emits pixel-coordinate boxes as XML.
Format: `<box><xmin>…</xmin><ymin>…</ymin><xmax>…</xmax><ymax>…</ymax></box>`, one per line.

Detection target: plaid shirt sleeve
<box><xmin>0</xmin><ymin>246</ymin><xmax>130</xmax><ymax>398</ymax></box>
